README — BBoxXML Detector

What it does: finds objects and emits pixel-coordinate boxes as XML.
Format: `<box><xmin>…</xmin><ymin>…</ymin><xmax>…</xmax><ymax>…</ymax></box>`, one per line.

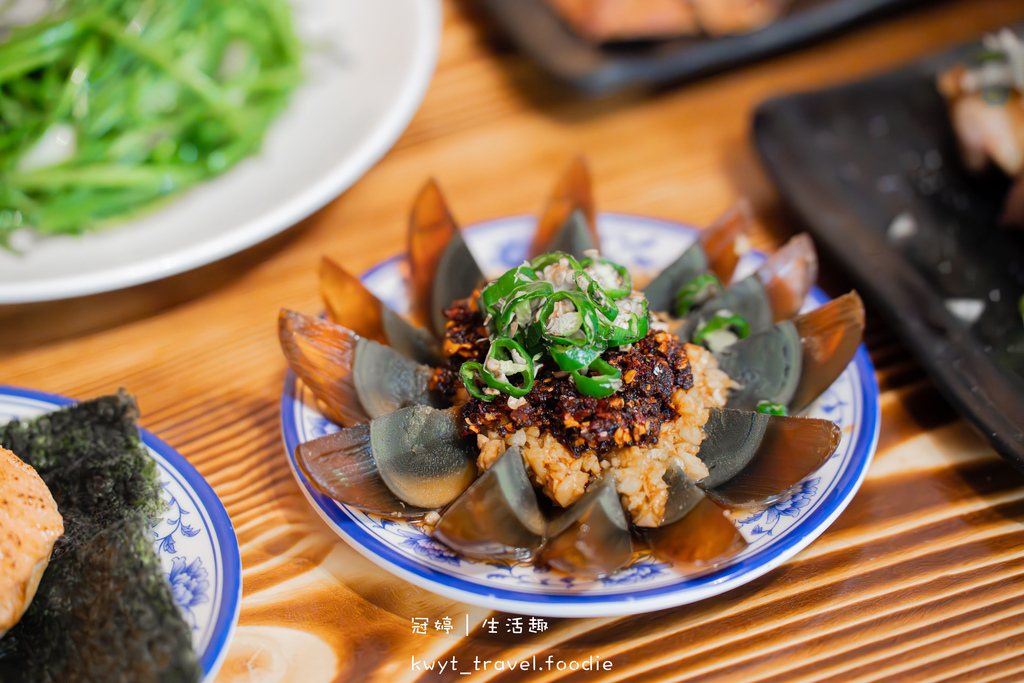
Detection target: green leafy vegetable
<box><xmin>0</xmin><ymin>391</ymin><xmax>202</xmax><ymax>683</ymax></box>
<box><xmin>0</xmin><ymin>0</ymin><xmax>301</xmax><ymax>244</ymax></box>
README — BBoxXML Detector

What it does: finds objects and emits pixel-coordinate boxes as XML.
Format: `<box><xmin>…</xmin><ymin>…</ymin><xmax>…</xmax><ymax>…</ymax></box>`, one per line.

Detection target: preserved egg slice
<box><xmin>407</xmin><ymin>178</ymin><xmax>485</xmax><ymax>336</ymax></box>
<box><xmin>529</xmin><ymin>156</ymin><xmax>599</xmax><ymax>259</ymax></box>
<box><xmin>542</xmin><ymin>474</ymin><xmax>632</xmax><ymax>579</ymax></box>
<box><xmin>434</xmin><ymin>446</ymin><xmax>546</xmax><ymax>561</ymax></box>
<box><xmin>697</xmin><ymin>408</ymin><xmax>840</xmax><ymax>508</ymax></box>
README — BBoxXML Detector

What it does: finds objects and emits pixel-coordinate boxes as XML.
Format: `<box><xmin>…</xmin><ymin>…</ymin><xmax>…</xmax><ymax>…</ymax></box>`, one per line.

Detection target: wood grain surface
<box><xmin>3</xmin><ymin>1</ymin><xmax>1024</xmax><ymax>681</ymax></box>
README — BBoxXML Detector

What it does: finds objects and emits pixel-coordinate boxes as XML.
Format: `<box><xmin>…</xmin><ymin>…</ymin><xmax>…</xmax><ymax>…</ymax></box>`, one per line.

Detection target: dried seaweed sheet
<box><xmin>0</xmin><ymin>390</ymin><xmax>202</xmax><ymax>683</ymax></box>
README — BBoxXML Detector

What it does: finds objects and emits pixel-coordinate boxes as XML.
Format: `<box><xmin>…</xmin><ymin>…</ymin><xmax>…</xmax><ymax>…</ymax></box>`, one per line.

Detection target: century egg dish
<box><xmin>438</xmin><ymin>251</ymin><xmax>729</xmax><ymax>525</ymax></box>
<box><xmin>281</xmin><ymin>160</ymin><xmax>865</xmax><ymax>579</ymax></box>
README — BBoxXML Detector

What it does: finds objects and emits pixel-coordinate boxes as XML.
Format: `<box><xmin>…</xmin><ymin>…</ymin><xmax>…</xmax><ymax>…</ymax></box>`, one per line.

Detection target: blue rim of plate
<box><xmin>280</xmin><ymin>213</ymin><xmax>881</xmax><ymax>616</ymax></box>
<box><xmin>0</xmin><ymin>384</ymin><xmax>242</xmax><ymax>678</ymax></box>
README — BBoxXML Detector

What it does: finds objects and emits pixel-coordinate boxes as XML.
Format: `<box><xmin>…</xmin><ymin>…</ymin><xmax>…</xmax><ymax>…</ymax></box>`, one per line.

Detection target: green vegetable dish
<box><xmin>0</xmin><ymin>0</ymin><xmax>301</xmax><ymax>245</ymax></box>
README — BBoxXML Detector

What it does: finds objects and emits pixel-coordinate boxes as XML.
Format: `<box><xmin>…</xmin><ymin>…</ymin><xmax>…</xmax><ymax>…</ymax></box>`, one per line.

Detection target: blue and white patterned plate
<box><xmin>280</xmin><ymin>214</ymin><xmax>881</xmax><ymax>618</ymax></box>
<box><xmin>0</xmin><ymin>385</ymin><xmax>241</xmax><ymax>682</ymax></box>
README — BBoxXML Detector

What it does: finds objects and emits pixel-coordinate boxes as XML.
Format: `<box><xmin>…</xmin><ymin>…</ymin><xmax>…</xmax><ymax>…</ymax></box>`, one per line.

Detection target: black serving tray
<box><xmin>483</xmin><ymin>0</ymin><xmax>931</xmax><ymax>95</ymax></box>
<box><xmin>754</xmin><ymin>32</ymin><xmax>1024</xmax><ymax>469</ymax></box>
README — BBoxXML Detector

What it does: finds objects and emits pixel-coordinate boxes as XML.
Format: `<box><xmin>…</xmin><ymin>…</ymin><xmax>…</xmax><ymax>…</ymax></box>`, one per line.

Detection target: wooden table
<box><xmin>4</xmin><ymin>0</ymin><xmax>1024</xmax><ymax>680</ymax></box>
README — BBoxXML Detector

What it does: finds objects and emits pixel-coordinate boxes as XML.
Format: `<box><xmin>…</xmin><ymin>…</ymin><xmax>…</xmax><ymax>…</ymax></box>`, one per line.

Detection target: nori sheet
<box><xmin>0</xmin><ymin>390</ymin><xmax>203</xmax><ymax>683</ymax></box>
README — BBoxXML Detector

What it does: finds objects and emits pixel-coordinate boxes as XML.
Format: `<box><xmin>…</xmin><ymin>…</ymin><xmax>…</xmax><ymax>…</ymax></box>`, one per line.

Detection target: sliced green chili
<box><xmin>521</xmin><ymin>323</ymin><xmax>547</xmax><ymax>357</ymax></box>
<box><xmin>479</xmin><ymin>264</ymin><xmax>537</xmax><ymax>318</ymax></box>
<box><xmin>573</xmin><ymin>269</ymin><xmax>619</xmax><ymax>320</ymax></box>
<box><xmin>481</xmin><ymin>338</ymin><xmax>535</xmax><ymax>397</ymax></box>
<box><xmin>571</xmin><ymin>358</ymin><xmax>622</xmax><ymax>398</ymax></box>
<box><xmin>537</xmin><ymin>290</ymin><xmax>600</xmax><ymax>347</ymax></box>
<box><xmin>460</xmin><ymin>362</ymin><xmax>495</xmax><ymax>401</ymax></box>
<box><xmin>602</xmin><ymin>299</ymin><xmax>650</xmax><ymax>347</ymax></box>
<box><xmin>580</xmin><ymin>257</ymin><xmax>631</xmax><ymax>298</ymax></box>
<box><xmin>693</xmin><ymin>310</ymin><xmax>751</xmax><ymax>347</ymax></box>
<box><xmin>494</xmin><ymin>280</ymin><xmax>553</xmax><ymax>337</ymax></box>
<box><xmin>550</xmin><ymin>344</ymin><xmax>601</xmax><ymax>372</ymax></box>
<box><xmin>462</xmin><ymin>251</ymin><xmax>659</xmax><ymax>402</ymax></box>
<box><xmin>757</xmin><ymin>400</ymin><xmax>788</xmax><ymax>416</ymax></box>
<box><xmin>673</xmin><ymin>273</ymin><xmax>722</xmax><ymax>317</ymax></box>
<box><xmin>530</xmin><ymin>251</ymin><xmax>582</xmax><ymax>272</ymax></box>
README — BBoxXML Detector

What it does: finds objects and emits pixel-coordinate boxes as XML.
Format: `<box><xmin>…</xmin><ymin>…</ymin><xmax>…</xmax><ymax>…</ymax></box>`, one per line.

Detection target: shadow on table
<box><xmin>0</xmin><ymin>209</ymin><xmax>319</xmax><ymax>353</ymax></box>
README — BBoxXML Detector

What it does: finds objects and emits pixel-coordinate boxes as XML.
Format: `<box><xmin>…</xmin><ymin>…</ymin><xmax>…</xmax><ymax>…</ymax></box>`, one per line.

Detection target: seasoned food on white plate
<box><xmin>937</xmin><ymin>28</ymin><xmax>1024</xmax><ymax>227</ymax></box>
<box><xmin>282</xmin><ymin>159</ymin><xmax>864</xmax><ymax>579</ymax></box>
<box><xmin>0</xmin><ymin>447</ymin><xmax>63</xmax><ymax>639</ymax></box>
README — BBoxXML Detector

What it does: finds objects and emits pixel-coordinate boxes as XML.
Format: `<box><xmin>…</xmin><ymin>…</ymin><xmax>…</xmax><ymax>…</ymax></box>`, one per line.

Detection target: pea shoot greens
<box><xmin>0</xmin><ymin>0</ymin><xmax>301</xmax><ymax>245</ymax></box>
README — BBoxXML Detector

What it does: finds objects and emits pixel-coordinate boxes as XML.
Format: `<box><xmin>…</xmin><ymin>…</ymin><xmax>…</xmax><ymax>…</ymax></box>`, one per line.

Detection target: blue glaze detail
<box><xmin>169</xmin><ymin>556</ymin><xmax>211</xmax><ymax>628</ymax></box>
<box><xmin>741</xmin><ymin>478</ymin><xmax>821</xmax><ymax>538</ymax></box>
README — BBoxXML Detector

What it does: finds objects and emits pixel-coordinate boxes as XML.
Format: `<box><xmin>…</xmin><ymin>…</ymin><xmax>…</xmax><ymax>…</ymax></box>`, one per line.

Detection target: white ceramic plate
<box><xmin>280</xmin><ymin>214</ymin><xmax>881</xmax><ymax>617</ymax></box>
<box><xmin>0</xmin><ymin>0</ymin><xmax>441</xmax><ymax>303</ymax></box>
<box><xmin>0</xmin><ymin>386</ymin><xmax>242</xmax><ymax>682</ymax></box>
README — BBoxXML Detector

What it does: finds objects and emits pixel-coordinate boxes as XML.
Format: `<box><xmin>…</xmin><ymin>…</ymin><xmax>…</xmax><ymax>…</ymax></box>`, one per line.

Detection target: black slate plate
<box><xmin>483</xmin><ymin>0</ymin><xmax>931</xmax><ymax>95</ymax></box>
<box><xmin>754</xmin><ymin>33</ymin><xmax>1024</xmax><ymax>469</ymax></box>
